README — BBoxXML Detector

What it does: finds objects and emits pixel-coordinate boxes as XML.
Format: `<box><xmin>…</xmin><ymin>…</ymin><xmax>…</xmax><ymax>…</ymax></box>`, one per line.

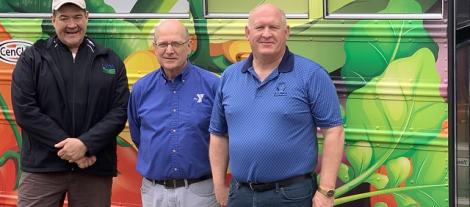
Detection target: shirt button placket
<box><xmin>170</xmin><ymin>86</ymin><xmax>179</xmax><ymax>177</ymax></box>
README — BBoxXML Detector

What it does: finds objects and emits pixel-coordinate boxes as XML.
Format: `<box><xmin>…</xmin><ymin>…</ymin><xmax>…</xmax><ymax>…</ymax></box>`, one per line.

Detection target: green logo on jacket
<box><xmin>102</xmin><ymin>64</ymin><xmax>116</xmax><ymax>75</ymax></box>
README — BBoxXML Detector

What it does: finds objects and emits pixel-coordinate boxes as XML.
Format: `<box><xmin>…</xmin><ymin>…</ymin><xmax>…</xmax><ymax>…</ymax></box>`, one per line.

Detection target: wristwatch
<box><xmin>317</xmin><ymin>186</ymin><xmax>335</xmax><ymax>198</ymax></box>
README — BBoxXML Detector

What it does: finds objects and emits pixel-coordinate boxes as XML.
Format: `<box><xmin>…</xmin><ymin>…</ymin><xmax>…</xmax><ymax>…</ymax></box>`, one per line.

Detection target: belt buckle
<box><xmin>249</xmin><ymin>183</ymin><xmax>256</xmax><ymax>191</ymax></box>
<box><xmin>248</xmin><ymin>182</ymin><xmax>275</xmax><ymax>192</ymax></box>
<box><xmin>249</xmin><ymin>182</ymin><xmax>268</xmax><ymax>191</ymax></box>
<box><xmin>164</xmin><ymin>179</ymin><xmax>177</xmax><ymax>189</ymax></box>
<box><xmin>248</xmin><ymin>183</ymin><xmax>256</xmax><ymax>191</ymax></box>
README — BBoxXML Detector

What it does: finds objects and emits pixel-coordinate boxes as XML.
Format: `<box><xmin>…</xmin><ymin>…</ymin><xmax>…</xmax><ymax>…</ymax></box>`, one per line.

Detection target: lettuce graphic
<box><xmin>341</xmin><ymin>0</ymin><xmax>438</xmax><ymax>91</ymax></box>
<box><xmin>385</xmin><ymin>157</ymin><xmax>411</xmax><ymax>188</ymax></box>
<box><xmin>89</xmin><ymin>19</ymin><xmax>150</xmax><ymax>59</ymax></box>
<box><xmin>396</xmin><ymin>142</ymin><xmax>448</xmax><ymax>206</ymax></box>
<box><xmin>330</xmin><ymin>0</ymin><xmax>439</xmax><ymax>16</ymax></box>
<box><xmin>346</xmin><ymin>141</ymin><xmax>372</xmax><ymax>178</ymax></box>
<box><xmin>366</xmin><ymin>173</ymin><xmax>389</xmax><ymax>190</ymax></box>
<box><xmin>335</xmin><ymin>48</ymin><xmax>447</xmax><ymax>204</ymax></box>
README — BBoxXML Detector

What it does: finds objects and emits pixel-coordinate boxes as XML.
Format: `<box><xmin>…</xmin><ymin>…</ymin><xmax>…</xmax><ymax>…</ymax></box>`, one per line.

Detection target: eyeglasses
<box><xmin>154</xmin><ymin>40</ymin><xmax>189</xmax><ymax>50</ymax></box>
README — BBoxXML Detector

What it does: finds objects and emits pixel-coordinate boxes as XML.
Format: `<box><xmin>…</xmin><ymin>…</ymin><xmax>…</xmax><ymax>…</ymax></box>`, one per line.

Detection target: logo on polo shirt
<box><xmin>274</xmin><ymin>82</ymin><xmax>287</xmax><ymax>96</ymax></box>
<box><xmin>194</xmin><ymin>93</ymin><xmax>204</xmax><ymax>103</ymax></box>
<box><xmin>101</xmin><ymin>64</ymin><xmax>116</xmax><ymax>75</ymax></box>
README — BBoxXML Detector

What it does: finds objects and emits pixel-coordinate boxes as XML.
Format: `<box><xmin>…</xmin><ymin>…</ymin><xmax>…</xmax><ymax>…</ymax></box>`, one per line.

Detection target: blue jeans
<box><xmin>228</xmin><ymin>176</ymin><xmax>317</xmax><ymax>207</ymax></box>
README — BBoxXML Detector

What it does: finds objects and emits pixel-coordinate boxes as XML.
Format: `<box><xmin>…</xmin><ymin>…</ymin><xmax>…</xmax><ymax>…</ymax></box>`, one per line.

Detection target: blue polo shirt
<box><xmin>128</xmin><ymin>62</ymin><xmax>219</xmax><ymax>180</ymax></box>
<box><xmin>209</xmin><ymin>48</ymin><xmax>342</xmax><ymax>183</ymax></box>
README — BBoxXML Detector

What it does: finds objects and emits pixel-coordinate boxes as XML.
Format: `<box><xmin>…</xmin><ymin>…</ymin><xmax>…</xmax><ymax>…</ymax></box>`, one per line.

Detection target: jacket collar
<box><xmin>44</xmin><ymin>36</ymin><xmax>104</xmax><ymax>55</ymax></box>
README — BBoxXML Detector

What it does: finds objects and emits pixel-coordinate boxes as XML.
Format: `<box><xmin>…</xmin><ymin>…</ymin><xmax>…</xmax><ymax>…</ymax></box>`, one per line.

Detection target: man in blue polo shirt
<box><xmin>128</xmin><ymin>20</ymin><xmax>220</xmax><ymax>207</ymax></box>
<box><xmin>209</xmin><ymin>4</ymin><xmax>345</xmax><ymax>207</ymax></box>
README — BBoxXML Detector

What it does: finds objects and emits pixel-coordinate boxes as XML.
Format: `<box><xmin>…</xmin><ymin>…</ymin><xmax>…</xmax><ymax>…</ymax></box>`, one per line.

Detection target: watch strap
<box><xmin>317</xmin><ymin>186</ymin><xmax>335</xmax><ymax>198</ymax></box>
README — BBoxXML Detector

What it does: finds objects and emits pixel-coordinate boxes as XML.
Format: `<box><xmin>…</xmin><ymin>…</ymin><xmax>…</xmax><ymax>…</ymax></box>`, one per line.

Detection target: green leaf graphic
<box><xmin>346</xmin><ymin>141</ymin><xmax>372</xmax><ymax>177</ymax></box>
<box><xmin>366</xmin><ymin>173</ymin><xmax>389</xmax><ymax>189</ymax></box>
<box><xmin>338</xmin><ymin>163</ymin><xmax>351</xmax><ymax>183</ymax></box>
<box><xmin>345</xmin><ymin>48</ymin><xmax>446</xmax><ymax>161</ymax></box>
<box><xmin>386</xmin><ymin>157</ymin><xmax>411</xmax><ymax>188</ymax></box>
<box><xmin>337</xmin><ymin>48</ymin><xmax>447</xmax><ymax>198</ymax></box>
<box><xmin>341</xmin><ymin>0</ymin><xmax>438</xmax><ymax>91</ymax></box>
<box><xmin>330</xmin><ymin>0</ymin><xmax>439</xmax><ymax>15</ymax></box>
<box><xmin>401</xmin><ymin>145</ymin><xmax>448</xmax><ymax>207</ymax></box>
<box><xmin>89</xmin><ymin>19</ymin><xmax>150</xmax><ymax>59</ymax></box>
<box><xmin>287</xmin><ymin>39</ymin><xmax>345</xmax><ymax>73</ymax></box>
<box><xmin>394</xmin><ymin>193</ymin><xmax>418</xmax><ymax>206</ymax></box>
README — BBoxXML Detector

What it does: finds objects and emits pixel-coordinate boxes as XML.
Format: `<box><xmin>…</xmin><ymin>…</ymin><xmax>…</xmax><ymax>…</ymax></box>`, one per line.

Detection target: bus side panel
<box><xmin>0</xmin><ymin>0</ymin><xmax>450</xmax><ymax>206</ymax></box>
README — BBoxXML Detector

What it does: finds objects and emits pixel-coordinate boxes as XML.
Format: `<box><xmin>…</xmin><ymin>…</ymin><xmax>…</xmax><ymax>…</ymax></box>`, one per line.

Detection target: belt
<box><xmin>239</xmin><ymin>173</ymin><xmax>313</xmax><ymax>192</ymax></box>
<box><xmin>146</xmin><ymin>175</ymin><xmax>212</xmax><ymax>189</ymax></box>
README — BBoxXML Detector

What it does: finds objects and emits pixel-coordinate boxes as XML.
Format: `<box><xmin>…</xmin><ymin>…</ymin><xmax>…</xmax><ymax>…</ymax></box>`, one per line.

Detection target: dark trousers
<box><xmin>17</xmin><ymin>171</ymin><xmax>112</xmax><ymax>207</ymax></box>
<box><xmin>228</xmin><ymin>176</ymin><xmax>317</xmax><ymax>207</ymax></box>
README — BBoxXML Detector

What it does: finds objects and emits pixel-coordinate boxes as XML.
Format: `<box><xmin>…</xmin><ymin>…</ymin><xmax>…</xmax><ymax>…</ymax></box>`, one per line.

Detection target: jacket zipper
<box><xmin>72</xmin><ymin>53</ymin><xmax>76</xmax><ymax>136</ymax></box>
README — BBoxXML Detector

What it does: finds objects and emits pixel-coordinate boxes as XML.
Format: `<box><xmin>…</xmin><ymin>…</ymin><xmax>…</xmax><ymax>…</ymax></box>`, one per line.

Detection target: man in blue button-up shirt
<box><xmin>128</xmin><ymin>20</ymin><xmax>220</xmax><ymax>207</ymax></box>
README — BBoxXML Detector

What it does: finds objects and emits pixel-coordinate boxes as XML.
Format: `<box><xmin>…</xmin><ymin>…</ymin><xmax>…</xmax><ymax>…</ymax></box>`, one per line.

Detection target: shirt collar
<box><xmin>160</xmin><ymin>61</ymin><xmax>193</xmax><ymax>83</ymax></box>
<box><xmin>241</xmin><ymin>47</ymin><xmax>294</xmax><ymax>73</ymax></box>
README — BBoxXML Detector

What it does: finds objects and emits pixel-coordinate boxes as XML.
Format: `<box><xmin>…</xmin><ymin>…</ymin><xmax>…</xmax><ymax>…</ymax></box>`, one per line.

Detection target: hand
<box><xmin>75</xmin><ymin>156</ymin><xmax>97</xmax><ymax>169</ymax></box>
<box><xmin>55</xmin><ymin>138</ymin><xmax>87</xmax><ymax>162</ymax></box>
<box><xmin>214</xmin><ymin>184</ymin><xmax>229</xmax><ymax>207</ymax></box>
<box><xmin>313</xmin><ymin>191</ymin><xmax>334</xmax><ymax>207</ymax></box>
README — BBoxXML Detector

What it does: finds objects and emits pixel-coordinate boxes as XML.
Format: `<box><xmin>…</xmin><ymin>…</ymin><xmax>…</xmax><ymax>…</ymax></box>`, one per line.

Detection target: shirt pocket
<box><xmin>188</xmin><ymin>99</ymin><xmax>213</xmax><ymax>131</ymax></box>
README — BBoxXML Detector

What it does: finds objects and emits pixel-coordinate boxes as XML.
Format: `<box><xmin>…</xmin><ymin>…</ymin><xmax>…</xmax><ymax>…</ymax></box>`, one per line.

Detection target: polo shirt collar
<box><xmin>160</xmin><ymin>61</ymin><xmax>192</xmax><ymax>83</ymax></box>
<box><xmin>241</xmin><ymin>47</ymin><xmax>294</xmax><ymax>73</ymax></box>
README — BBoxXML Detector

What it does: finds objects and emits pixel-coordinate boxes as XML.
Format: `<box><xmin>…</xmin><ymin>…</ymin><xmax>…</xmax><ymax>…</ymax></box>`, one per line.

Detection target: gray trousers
<box><xmin>141</xmin><ymin>177</ymin><xmax>219</xmax><ymax>207</ymax></box>
<box><xmin>17</xmin><ymin>171</ymin><xmax>112</xmax><ymax>207</ymax></box>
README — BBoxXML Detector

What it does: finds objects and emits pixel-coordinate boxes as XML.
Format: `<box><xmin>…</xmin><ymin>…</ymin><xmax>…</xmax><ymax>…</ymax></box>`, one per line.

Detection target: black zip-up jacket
<box><xmin>12</xmin><ymin>36</ymin><xmax>129</xmax><ymax>176</ymax></box>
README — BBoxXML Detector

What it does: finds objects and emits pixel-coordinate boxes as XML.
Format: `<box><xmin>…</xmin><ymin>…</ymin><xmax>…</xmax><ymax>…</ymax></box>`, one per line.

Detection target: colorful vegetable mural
<box><xmin>0</xmin><ymin>0</ymin><xmax>449</xmax><ymax>206</ymax></box>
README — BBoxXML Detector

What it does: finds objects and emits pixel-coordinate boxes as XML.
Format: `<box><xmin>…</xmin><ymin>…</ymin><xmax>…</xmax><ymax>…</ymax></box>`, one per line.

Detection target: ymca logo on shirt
<box><xmin>274</xmin><ymin>82</ymin><xmax>287</xmax><ymax>96</ymax></box>
<box><xmin>194</xmin><ymin>93</ymin><xmax>204</xmax><ymax>103</ymax></box>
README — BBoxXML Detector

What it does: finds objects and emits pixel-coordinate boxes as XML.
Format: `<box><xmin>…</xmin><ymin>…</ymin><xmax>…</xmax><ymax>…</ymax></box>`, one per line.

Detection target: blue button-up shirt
<box><xmin>128</xmin><ymin>62</ymin><xmax>219</xmax><ymax>180</ymax></box>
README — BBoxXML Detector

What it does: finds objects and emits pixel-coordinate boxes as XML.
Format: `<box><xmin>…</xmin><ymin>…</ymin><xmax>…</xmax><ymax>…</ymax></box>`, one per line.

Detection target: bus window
<box><xmin>457</xmin><ymin>0</ymin><xmax>470</xmax><ymax>28</ymax></box>
<box><xmin>456</xmin><ymin>40</ymin><xmax>470</xmax><ymax>207</ymax></box>
<box><xmin>0</xmin><ymin>0</ymin><xmax>190</xmax><ymax>18</ymax></box>
<box><xmin>204</xmin><ymin>0</ymin><xmax>308</xmax><ymax>18</ymax></box>
<box><xmin>325</xmin><ymin>0</ymin><xmax>443</xmax><ymax>19</ymax></box>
